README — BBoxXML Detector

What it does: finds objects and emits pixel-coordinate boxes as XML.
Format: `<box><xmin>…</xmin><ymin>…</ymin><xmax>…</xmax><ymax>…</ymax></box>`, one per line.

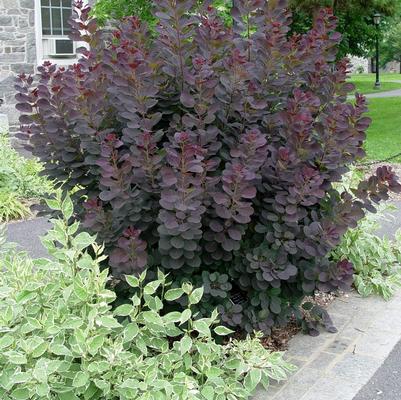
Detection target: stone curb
<box><xmin>254</xmin><ymin>289</ymin><xmax>401</xmax><ymax>400</ymax></box>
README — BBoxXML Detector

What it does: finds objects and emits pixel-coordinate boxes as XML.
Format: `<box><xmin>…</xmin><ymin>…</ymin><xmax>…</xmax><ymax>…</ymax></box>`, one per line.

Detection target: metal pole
<box><xmin>375</xmin><ymin>23</ymin><xmax>381</xmax><ymax>88</ymax></box>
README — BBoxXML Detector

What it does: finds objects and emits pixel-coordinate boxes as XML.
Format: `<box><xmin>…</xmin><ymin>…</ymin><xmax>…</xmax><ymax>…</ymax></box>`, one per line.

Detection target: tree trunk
<box><xmin>333</xmin><ymin>0</ymin><xmax>338</xmax><ymax>14</ymax></box>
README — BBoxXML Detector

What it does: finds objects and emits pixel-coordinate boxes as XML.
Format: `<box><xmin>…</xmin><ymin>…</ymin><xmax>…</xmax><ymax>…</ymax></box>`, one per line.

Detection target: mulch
<box><xmin>259</xmin><ymin>291</ymin><xmax>342</xmax><ymax>352</ymax></box>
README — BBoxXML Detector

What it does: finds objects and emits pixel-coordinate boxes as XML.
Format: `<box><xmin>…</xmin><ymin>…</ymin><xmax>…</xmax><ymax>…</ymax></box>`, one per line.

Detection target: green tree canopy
<box><xmin>289</xmin><ymin>0</ymin><xmax>400</xmax><ymax>58</ymax></box>
<box><xmin>381</xmin><ymin>22</ymin><xmax>401</xmax><ymax>72</ymax></box>
<box><xmin>91</xmin><ymin>0</ymin><xmax>400</xmax><ymax>57</ymax></box>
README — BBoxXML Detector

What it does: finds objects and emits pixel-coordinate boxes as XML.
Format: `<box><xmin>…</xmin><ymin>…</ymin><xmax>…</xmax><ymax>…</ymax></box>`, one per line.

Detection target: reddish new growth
<box><xmin>15</xmin><ymin>0</ymin><xmax>401</xmax><ymax>334</ymax></box>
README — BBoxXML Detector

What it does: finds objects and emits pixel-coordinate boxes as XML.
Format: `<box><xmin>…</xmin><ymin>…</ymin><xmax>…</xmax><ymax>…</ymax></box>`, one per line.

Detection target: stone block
<box><xmin>0</xmin><ymin>103</ymin><xmax>19</xmax><ymax>125</ymax></box>
<box><xmin>253</xmin><ymin>381</ymin><xmax>282</xmax><ymax>400</ymax></box>
<box><xmin>354</xmin><ymin>330</ymin><xmax>399</xmax><ymax>359</ymax></box>
<box><xmin>0</xmin><ymin>16</ymin><xmax>12</xmax><ymax>26</ymax></box>
<box><xmin>28</xmin><ymin>10</ymin><xmax>34</xmax><ymax>26</ymax></box>
<box><xmin>331</xmin><ymin>353</ymin><xmax>378</xmax><ymax>382</ymax></box>
<box><xmin>269</xmin><ymin>368</ymin><xmax>321</xmax><ymax>400</ymax></box>
<box><xmin>7</xmin><ymin>9</ymin><xmax>21</xmax><ymax>16</ymax></box>
<box><xmin>324</xmin><ymin>337</ymin><xmax>355</xmax><ymax>354</ymax></box>
<box><xmin>25</xmin><ymin>32</ymin><xmax>36</xmax><ymax>63</ymax></box>
<box><xmin>0</xmin><ymin>73</ymin><xmax>14</xmax><ymax>90</ymax></box>
<box><xmin>0</xmin><ymin>53</ymin><xmax>24</xmax><ymax>63</ymax></box>
<box><xmin>18</xmin><ymin>17</ymin><xmax>28</xmax><ymax>29</ymax></box>
<box><xmin>306</xmin><ymin>351</ymin><xmax>337</xmax><ymax>371</ymax></box>
<box><xmin>0</xmin><ymin>32</ymin><xmax>15</xmax><ymax>40</ymax></box>
<box><xmin>330</xmin><ymin>312</ymin><xmax>352</xmax><ymax>331</ymax></box>
<box><xmin>0</xmin><ymin>113</ymin><xmax>9</xmax><ymax>133</ymax></box>
<box><xmin>19</xmin><ymin>0</ymin><xmax>34</xmax><ymax>9</ymax></box>
<box><xmin>301</xmin><ymin>373</ymin><xmax>361</xmax><ymax>400</ymax></box>
<box><xmin>6</xmin><ymin>40</ymin><xmax>25</xmax><ymax>47</ymax></box>
<box><xmin>10</xmin><ymin>63</ymin><xmax>34</xmax><ymax>74</ymax></box>
<box><xmin>286</xmin><ymin>332</ymin><xmax>328</xmax><ymax>360</ymax></box>
<box><xmin>3</xmin><ymin>0</ymin><xmax>18</xmax><ymax>7</ymax></box>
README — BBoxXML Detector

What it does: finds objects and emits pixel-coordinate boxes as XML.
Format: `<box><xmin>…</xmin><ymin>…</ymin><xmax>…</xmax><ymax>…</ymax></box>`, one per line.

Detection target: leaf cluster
<box><xmin>16</xmin><ymin>0</ymin><xmax>401</xmax><ymax>334</ymax></box>
<box><xmin>0</xmin><ymin>133</ymin><xmax>53</xmax><ymax>221</ymax></box>
<box><xmin>331</xmin><ymin>203</ymin><xmax>401</xmax><ymax>300</ymax></box>
<box><xmin>0</xmin><ymin>192</ymin><xmax>295</xmax><ymax>400</ymax></box>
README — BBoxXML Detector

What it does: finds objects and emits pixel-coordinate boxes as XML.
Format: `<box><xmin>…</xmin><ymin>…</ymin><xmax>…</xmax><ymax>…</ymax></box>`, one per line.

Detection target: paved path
<box><xmin>350</xmin><ymin>201</ymin><xmax>401</xmax><ymax>400</ymax></box>
<box><xmin>364</xmin><ymin>88</ymin><xmax>401</xmax><ymax>99</ymax></box>
<box><xmin>375</xmin><ymin>201</ymin><xmax>401</xmax><ymax>239</ymax></box>
<box><xmin>6</xmin><ymin>217</ymin><xmax>51</xmax><ymax>258</ymax></box>
<box><xmin>353</xmin><ymin>340</ymin><xmax>401</xmax><ymax>400</ymax></box>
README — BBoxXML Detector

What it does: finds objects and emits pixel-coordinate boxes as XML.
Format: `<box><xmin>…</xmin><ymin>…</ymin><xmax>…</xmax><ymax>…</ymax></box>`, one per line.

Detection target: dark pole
<box><xmin>374</xmin><ymin>18</ymin><xmax>381</xmax><ymax>88</ymax></box>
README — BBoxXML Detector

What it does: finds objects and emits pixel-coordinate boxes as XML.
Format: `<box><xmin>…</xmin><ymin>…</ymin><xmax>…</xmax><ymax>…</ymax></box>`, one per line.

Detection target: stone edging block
<box><xmin>254</xmin><ymin>290</ymin><xmax>401</xmax><ymax>400</ymax></box>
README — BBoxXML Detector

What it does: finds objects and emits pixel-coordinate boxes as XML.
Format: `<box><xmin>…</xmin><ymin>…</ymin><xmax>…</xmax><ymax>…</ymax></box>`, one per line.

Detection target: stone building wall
<box><xmin>0</xmin><ymin>0</ymin><xmax>36</xmax><ymax>132</ymax></box>
<box><xmin>349</xmin><ymin>56</ymin><xmax>369</xmax><ymax>74</ymax></box>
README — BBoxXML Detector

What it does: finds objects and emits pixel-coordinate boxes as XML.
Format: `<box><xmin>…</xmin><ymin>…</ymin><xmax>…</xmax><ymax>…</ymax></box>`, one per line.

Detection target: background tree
<box><xmin>289</xmin><ymin>0</ymin><xmax>399</xmax><ymax>58</ymax></box>
<box><xmin>92</xmin><ymin>0</ymin><xmax>155</xmax><ymax>26</ymax></box>
<box><xmin>92</xmin><ymin>0</ymin><xmax>233</xmax><ymax>27</ymax></box>
<box><xmin>381</xmin><ymin>23</ymin><xmax>401</xmax><ymax>73</ymax></box>
<box><xmin>92</xmin><ymin>0</ymin><xmax>400</xmax><ymax>58</ymax></box>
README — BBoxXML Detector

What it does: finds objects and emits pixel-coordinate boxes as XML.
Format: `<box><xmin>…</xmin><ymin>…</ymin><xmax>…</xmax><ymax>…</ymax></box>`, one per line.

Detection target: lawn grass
<box><xmin>351</xmin><ymin>73</ymin><xmax>401</xmax><ymax>82</ymax></box>
<box><xmin>365</xmin><ymin>96</ymin><xmax>401</xmax><ymax>162</ymax></box>
<box><xmin>349</xmin><ymin>73</ymin><xmax>401</xmax><ymax>95</ymax></box>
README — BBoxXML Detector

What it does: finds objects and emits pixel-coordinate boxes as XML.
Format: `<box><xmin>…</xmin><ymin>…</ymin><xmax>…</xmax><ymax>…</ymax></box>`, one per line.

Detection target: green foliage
<box><xmin>92</xmin><ymin>0</ymin><xmax>156</xmax><ymax>27</ymax></box>
<box><xmin>0</xmin><ymin>133</ymin><xmax>53</xmax><ymax>221</ymax></box>
<box><xmin>0</xmin><ymin>191</ymin><xmax>31</xmax><ymax>222</ymax></box>
<box><xmin>289</xmin><ymin>0</ymin><xmax>400</xmax><ymax>58</ymax></box>
<box><xmin>381</xmin><ymin>22</ymin><xmax>401</xmax><ymax>71</ymax></box>
<box><xmin>92</xmin><ymin>0</ymin><xmax>233</xmax><ymax>27</ymax></box>
<box><xmin>0</xmin><ymin>192</ymin><xmax>295</xmax><ymax>400</ymax></box>
<box><xmin>331</xmin><ymin>205</ymin><xmax>401</xmax><ymax>300</ymax></box>
<box><xmin>364</xmin><ymin>96</ymin><xmax>401</xmax><ymax>163</ymax></box>
<box><xmin>0</xmin><ymin>133</ymin><xmax>53</xmax><ymax>199</ymax></box>
<box><xmin>91</xmin><ymin>0</ymin><xmax>400</xmax><ymax>58</ymax></box>
<box><xmin>333</xmin><ymin>165</ymin><xmax>364</xmax><ymax>194</ymax></box>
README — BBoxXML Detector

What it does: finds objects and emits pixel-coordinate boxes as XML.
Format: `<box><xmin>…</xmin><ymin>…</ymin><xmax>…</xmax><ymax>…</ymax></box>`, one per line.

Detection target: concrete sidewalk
<box><xmin>254</xmin><ymin>291</ymin><xmax>401</xmax><ymax>400</ymax></box>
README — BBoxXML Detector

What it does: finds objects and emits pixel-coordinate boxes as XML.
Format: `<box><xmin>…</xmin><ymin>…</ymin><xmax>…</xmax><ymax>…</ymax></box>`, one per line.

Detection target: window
<box><xmin>40</xmin><ymin>0</ymin><xmax>72</xmax><ymax>37</ymax></box>
<box><xmin>39</xmin><ymin>0</ymin><xmax>76</xmax><ymax>59</ymax></box>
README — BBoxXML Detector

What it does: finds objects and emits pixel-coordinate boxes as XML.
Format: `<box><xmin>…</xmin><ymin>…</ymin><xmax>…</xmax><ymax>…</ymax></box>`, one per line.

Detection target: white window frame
<box><xmin>34</xmin><ymin>0</ymin><xmax>88</xmax><ymax>65</ymax></box>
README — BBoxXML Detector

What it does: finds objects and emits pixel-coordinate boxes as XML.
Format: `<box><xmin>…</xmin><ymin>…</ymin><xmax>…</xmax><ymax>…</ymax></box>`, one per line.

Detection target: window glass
<box><xmin>41</xmin><ymin>7</ymin><xmax>51</xmax><ymax>35</ymax></box>
<box><xmin>51</xmin><ymin>7</ymin><xmax>62</xmax><ymax>35</ymax></box>
<box><xmin>41</xmin><ymin>0</ymin><xmax>72</xmax><ymax>36</ymax></box>
<box><xmin>62</xmin><ymin>10</ymin><xmax>71</xmax><ymax>34</ymax></box>
<box><xmin>55</xmin><ymin>40</ymin><xmax>74</xmax><ymax>54</ymax></box>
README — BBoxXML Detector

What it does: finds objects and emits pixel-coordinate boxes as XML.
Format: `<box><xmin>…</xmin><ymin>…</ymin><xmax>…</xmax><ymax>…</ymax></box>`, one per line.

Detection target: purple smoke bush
<box><xmin>15</xmin><ymin>0</ymin><xmax>401</xmax><ymax>333</ymax></box>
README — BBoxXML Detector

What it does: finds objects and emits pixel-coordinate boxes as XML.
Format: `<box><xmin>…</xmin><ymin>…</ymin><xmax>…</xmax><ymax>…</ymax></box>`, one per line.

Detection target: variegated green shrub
<box><xmin>0</xmin><ymin>193</ymin><xmax>295</xmax><ymax>400</ymax></box>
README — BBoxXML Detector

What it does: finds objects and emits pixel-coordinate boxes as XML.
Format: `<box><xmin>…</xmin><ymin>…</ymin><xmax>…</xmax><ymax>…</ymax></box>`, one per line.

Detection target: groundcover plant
<box><xmin>15</xmin><ymin>0</ymin><xmax>401</xmax><ymax>333</ymax></box>
<box><xmin>0</xmin><ymin>193</ymin><xmax>295</xmax><ymax>400</ymax></box>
